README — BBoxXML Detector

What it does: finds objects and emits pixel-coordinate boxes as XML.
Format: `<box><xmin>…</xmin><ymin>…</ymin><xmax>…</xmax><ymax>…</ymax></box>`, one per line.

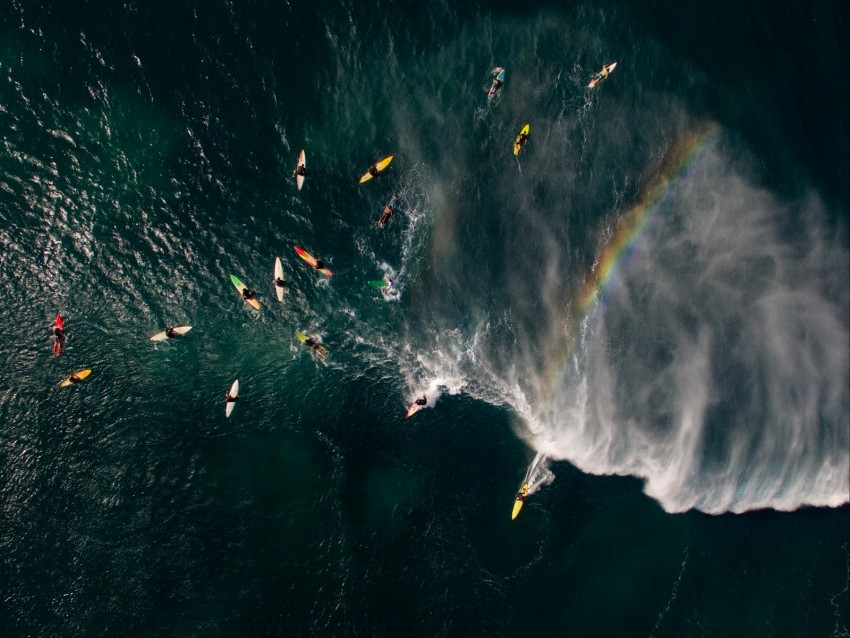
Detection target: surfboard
<box><xmin>53</xmin><ymin>313</ymin><xmax>65</xmax><ymax>356</ymax></box>
<box><xmin>230</xmin><ymin>274</ymin><xmax>260</xmax><ymax>309</ymax></box>
<box><xmin>296</xmin><ymin>331</ymin><xmax>328</xmax><ymax>358</ymax></box>
<box><xmin>488</xmin><ymin>67</ymin><xmax>505</xmax><ymax>98</ymax></box>
<box><xmin>150</xmin><ymin>326</ymin><xmax>193</xmax><ymax>342</ymax></box>
<box><xmin>225</xmin><ymin>379</ymin><xmax>239</xmax><ymax>417</ymax></box>
<box><xmin>274</xmin><ymin>257</ymin><xmax>285</xmax><ymax>302</ymax></box>
<box><xmin>294</xmin><ymin>246</ymin><xmax>333</xmax><ymax>277</ymax></box>
<box><xmin>405</xmin><ymin>398</ymin><xmax>427</xmax><ymax>419</ymax></box>
<box><xmin>358</xmin><ymin>155</ymin><xmax>393</xmax><ymax>184</ymax></box>
<box><xmin>295</xmin><ymin>149</ymin><xmax>306</xmax><ymax>191</ymax></box>
<box><xmin>58</xmin><ymin>369</ymin><xmax>91</xmax><ymax>388</ymax></box>
<box><xmin>511</xmin><ymin>483</ymin><xmax>528</xmax><ymax>520</ymax></box>
<box><xmin>513</xmin><ymin>124</ymin><xmax>530</xmax><ymax>156</ymax></box>
<box><xmin>588</xmin><ymin>62</ymin><xmax>617</xmax><ymax>88</ymax></box>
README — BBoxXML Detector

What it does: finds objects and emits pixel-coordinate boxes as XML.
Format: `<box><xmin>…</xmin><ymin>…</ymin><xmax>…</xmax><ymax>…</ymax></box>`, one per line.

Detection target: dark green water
<box><xmin>0</xmin><ymin>1</ymin><xmax>847</xmax><ymax>636</ymax></box>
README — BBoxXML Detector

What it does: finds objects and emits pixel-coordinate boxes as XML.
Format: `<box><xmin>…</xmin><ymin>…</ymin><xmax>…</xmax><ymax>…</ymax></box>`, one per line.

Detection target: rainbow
<box><xmin>577</xmin><ymin>122</ymin><xmax>720</xmax><ymax>313</ymax></box>
<box><xmin>542</xmin><ymin>122</ymin><xmax>721</xmax><ymax>392</ymax></box>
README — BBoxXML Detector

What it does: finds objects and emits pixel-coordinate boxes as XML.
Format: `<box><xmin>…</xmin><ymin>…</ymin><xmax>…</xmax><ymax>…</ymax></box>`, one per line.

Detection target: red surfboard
<box><xmin>294</xmin><ymin>246</ymin><xmax>333</xmax><ymax>277</ymax></box>
<box><xmin>53</xmin><ymin>314</ymin><xmax>65</xmax><ymax>357</ymax></box>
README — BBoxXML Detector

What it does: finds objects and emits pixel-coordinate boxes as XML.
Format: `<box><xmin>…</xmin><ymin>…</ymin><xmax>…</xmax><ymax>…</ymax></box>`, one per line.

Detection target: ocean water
<box><xmin>0</xmin><ymin>1</ymin><xmax>847</xmax><ymax>636</ymax></box>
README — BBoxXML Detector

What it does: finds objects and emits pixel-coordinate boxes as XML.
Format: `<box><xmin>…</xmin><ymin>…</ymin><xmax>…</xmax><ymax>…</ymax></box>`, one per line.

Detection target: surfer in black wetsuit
<box><xmin>516</xmin><ymin>131</ymin><xmax>529</xmax><ymax>150</ymax></box>
<box><xmin>415</xmin><ymin>396</ymin><xmax>427</xmax><ymax>407</ymax></box>
<box><xmin>274</xmin><ymin>277</ymin><xmax>287</xmax><ymax>288</ymax></box>
<box><xmin>367</xmin><ymin>164</ymin><xmax>379</xmax><ymax>178</ymax></box>
<box><xmin>165</xmin><ymin>326</ymin><xmax>178</xmax><ymax>339</ymax></box>
<box><xmin>314</xmin><ymin>259</ymin><xmax>325</xmax><ymax>270</ymax></box>
<box><xmin>225</xmin><ymin>392</ymin><xmax>238</xmax><ymax>403</ymax></box>
<box><xmin>293</xmin><ymin>164</ymin><xmax>306</xmax><ymax>177</ymax></box>
<box><xmin>68</xmin><ymin>373</ymin><xmax>82</xmax><ymax>384</ymax></box>
<box><xmin>53</xmin><ymin>326</ymin><xmax>65</xmax><ymax>356</ymax></box>
<box><xmin>303</xmin><ymin>336</ymin><xmax>327</xmax><ymax>357</ymax></box>
<box><xmin>242</xmin><ymin>288</ymin><xmax>256</xmax><ymax>300</ymax></box>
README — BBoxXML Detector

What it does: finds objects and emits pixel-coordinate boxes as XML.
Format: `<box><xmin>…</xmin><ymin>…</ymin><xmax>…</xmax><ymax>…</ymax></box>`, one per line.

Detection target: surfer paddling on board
<box><xmin>292</xmin><ymin>163</ymin><xmax>306</xmax><ymax>178</ymax></box>
<box><xmin>415</xmin><ymin>396</ymin><xmax>427</xmax><ymax>407</ymax></box>
<box><xmin>377</xmin><ymin>196</ymin><xmax>399</xmax><ymax>227</ymax></box>
<box><xmin>52</xmin><ymin>323</ymin><xmax>66</xmax><ymax>356</ymax></box>
<box><xmin>488</xmin><ymin>67</ymin><xmax>505</xmax><ymax>98</ymax></box>
<box><xmin>273</xmin><ymin>276</ymin><xmax>287</xmax><ymax>288</ymax></box>
<box><xmin>516</xmin><ymin>130</ymin><xmax>529</xmax><ymax>151</ymax></box>
<box><xmin>302</xmin><ymin>335</ymin><xmax>328</xmax><ymax>358</ymax></box>
<box><xmin>225</xmin><ymin>390</ymin><xmax>238</xmax><ymax>403</ymax></box>
<box><xmin>367</xmin><ymin>164</ymin><xmax>380</xmax><ymax>178</ymax></box>
<box><xmin>165</xmin><ymin>326</ymin><xmax>179</xmax><ymax>339</ymax></box>
<box><xmin>242</xmin><ymin>288</ymin><xmax>256</xmax><ymax>301</ymax></box>
<box><xmin>68</xmin><ymin>372</ymin><xmax>83</xmax><ymax>385</ymax></box>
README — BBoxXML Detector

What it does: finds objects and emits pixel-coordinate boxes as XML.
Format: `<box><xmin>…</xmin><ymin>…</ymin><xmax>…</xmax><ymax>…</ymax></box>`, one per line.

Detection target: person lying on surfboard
<box><xmin>488</xmin><ymin>67</ymin><xmax>505</xmax><ymax>98</ymax></box>
<box><xmin>302</xmin><ymin>336</ymin><xmax>328</xmax><ymax>357</ymax></box>
<box><xmin>242</xmin><ymin>288</ymin><xmax>256</xmax><ymax>301</ymax></box>
<box><xmin>165</xmin><ymin>326</ymin><xmax>179</xmax><ymax>339</ymax></box>
<box><xmin>314</xmin><ymin>258</ymin><xmax>326</xmax><ymax>271</ymax></box>
<box><xmin>225</xmin><ymin>391</ymin><xmax>238</xmax><ymax>403</ymax></box>
<box><xmin>292</xmin><ymin>164</ymin><xmax>306</xmax><ymax>177</ymax></box>
<box><xmin>273</xmin><ymin>276</ymin><xmax>287</xmax><ymax>288</ymax></box>
<box><xmin>52</xmin><ymin>324</ymin><xmax>66</xmax><ymax>356</ymax></box>
<box><xmin>414</xmin><ymin>396</ymin><xmax>427</xmax><ymax>407</ymax></box>
<box><xmin>68</xmin><ymin>372</ymin><xmax>83</xmax><ymax>385</ymax></box>
<box><xmin>367</xmin><ymin>164</ymin><xmax>380</xmax><ymax>178</ymax></box>
<box><xmin>516</xmin><ymin>131</ymin><xmax>529</xmax><ymax>151</ymax></box>
<box><xmin>377</xmin><ymin>196</ymin><xmax>399</xmax><ymax>227</ymax></box>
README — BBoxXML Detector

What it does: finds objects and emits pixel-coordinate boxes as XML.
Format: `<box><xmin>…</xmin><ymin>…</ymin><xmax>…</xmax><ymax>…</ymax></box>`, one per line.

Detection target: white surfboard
<box><xmin>296</xmin><ymin>149</ymin><xmax>306</xmax><ymax>191</ymax></box>
<box><xmin>150</xmin><ymin>326</ymin><xmax>193</xmax><ymax>342</ymax></box>
<box><xmin>405</xmin><ymin>396</ymin><xmax>427</xmax><ymax>419</ymax></box>
<box><xmin>274</xmin><ymin>256</ymin><xmax>285</xmax><ymax>302</ymax></box>
<box><xmin>225</xmin><ymin>379</ymin><xmax>239</xmax><ymax>417</ymax></box>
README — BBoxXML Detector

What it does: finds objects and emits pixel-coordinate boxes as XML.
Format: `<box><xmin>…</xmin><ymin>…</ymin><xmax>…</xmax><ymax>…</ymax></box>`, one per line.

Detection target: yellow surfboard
<box><xmin>359</xmin><ymin>155</ymin><xmax>394</xmax><ymax>184</ymax></box>
<box><xmin>230</xmin><ymin>274</ymin><xmax>260</xmax><ymax>310</ymax></box>
<box><xmin>59</xmin><ymin>369</ymin><xmax>91</xmax><ymax>388</ymax></box>
<box><xmin>511</xmin><ymin>483</ymin><xmax>528</xmax><ymax>520</ymax></box>
<box><xmin>588</xmin><ymin>62</ymin><xmax>617</xmax><ymax>88</ymax></box>
<box><xmin>513</xmin><ymin>124</ymin><xmax>530</xmax><ymax>156</ymax></box>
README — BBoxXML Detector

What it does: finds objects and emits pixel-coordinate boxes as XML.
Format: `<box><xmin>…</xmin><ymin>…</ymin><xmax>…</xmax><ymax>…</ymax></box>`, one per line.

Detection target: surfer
<box><xmin>292</xmin><ymin>164</ymin><xmax>306</xmax><ymax>177</ymax></box>
<box><xmin>488</xmin><ymin>67</ymin><xmax>505</xmax><ymax>98</ymax></box>
<box><xmin>516</xmin><ymin>486</ymin><xmax>527</xmax><ymax>502</ymax></box>
<box><xmin>367</xmin><ymin>164</ymin><xmax>379</xmax><ymax>178</ymax></box>
<box><xmin>273</xmin><ymin>276</ymin><xmax>287</xmax><ymax>288</ymax></box>
<box><xmin>242</xmin><ymin>288</ymin><xmax>256</xmax><ymax>301</ymax></box>
<box><xmin>516</xmin><ymin>131</ymin><xmax>529</xmax><ymax>151</ymax></box>
<box><xmin>589</xmin><ymin>63</ymin><xmax>616</xmax><ymax>88</ymax></box>
<box><xmin>225</xmin><ymin>391</ymin><xmax>238</xmax><ymax>403</ymax></box>
<box><xmin>302</xmin><ymin>336</ymin><xmax>327</xmax><ymax>357</ymax></box>
<box><xmin>68</xmin><ymin>372</ymin><xmax>83</xmax><ymax>385</ymax></box>
<box><xmin>52</xmin><ymin>325</ymin><xmax>66</xmax><ymax>356</ymax></box>
<box><xmin>415</xmin><ymin>395</ymin><xmax>427</xmax><ymax>407</ymax></box>
<box><xmin>165</xmin><ymin>326</ymin><xmax>178</xmax><ymax>339</ymax></box>
<box><xmin>314</xmin><ymin>258</ymin><xmax>326</xmax><ymax>271</ymax></box>
<box><xmin>377</xmin><ymin>196</ymin><xmax>398</xmax><ymax>227</ymax></box>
